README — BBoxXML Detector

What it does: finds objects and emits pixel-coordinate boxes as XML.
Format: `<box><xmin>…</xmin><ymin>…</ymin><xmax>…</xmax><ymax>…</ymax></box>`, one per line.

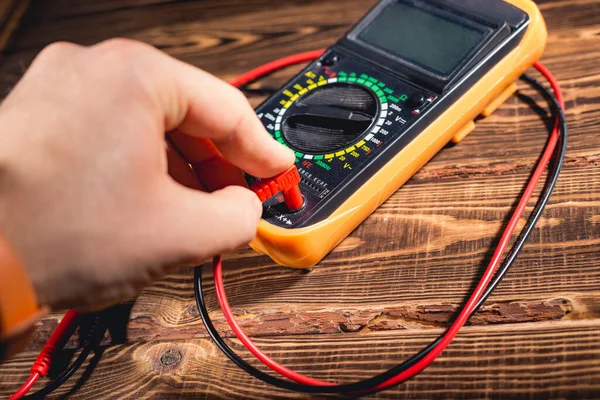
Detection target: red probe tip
<box><xmin>250</xmin><ymin>166</ymin><xmax>304</xmax><ymax>211</ymax></box>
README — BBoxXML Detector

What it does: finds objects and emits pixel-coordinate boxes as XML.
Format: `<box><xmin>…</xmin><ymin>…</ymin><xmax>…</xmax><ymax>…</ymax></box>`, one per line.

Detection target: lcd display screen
<box><xmin>359</xmin><ymin>2</ymin><xmax>485</xmax><ymax>75</ymax></box>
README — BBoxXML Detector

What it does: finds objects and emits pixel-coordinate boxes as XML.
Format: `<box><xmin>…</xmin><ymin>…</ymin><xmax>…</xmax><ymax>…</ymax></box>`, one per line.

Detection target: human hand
<box><xmin>0</xmin><ymin>39</ymin><xmax>294</xmax><ymax>311</ymax></box>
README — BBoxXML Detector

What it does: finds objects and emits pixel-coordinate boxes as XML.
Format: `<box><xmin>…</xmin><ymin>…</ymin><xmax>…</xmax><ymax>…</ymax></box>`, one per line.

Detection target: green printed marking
<box><xmin>316</xmin><ymin>160</ymin><xmax>332</xmax><ymax>171</ymax></box>
<box><xmin>365</xmin><ymin>81</ymin><xmax>374</xmax><ymax>88</ymax></box>
<box><xmin>388</xmin><ymin>95</ymin><xmax>400</xmax><ymax>103</ymax></box>
<box><xmin>295</xmin><ymin>152</ymin><xmax>304</xmax><ymax>158</ymax></box>
<box><xmin>348</xmin><ymin>77</ymin><xmax>357</xmax><ymax>82</ymax></box>
<box><xmin>384</xmin><ymin>87</ymin><xmax>394</xmax><ymax>94</ymax></box>
<box><xmin>349</xmin><ymin>72</ymin><xmax>357</xmax><ymax>77</ymax></box>
<box><xmin>359</xmin><ymin>73</ymin><xmax>369</xmax><ymax>79</ymax></box>
<box><xmin>275</xmin><ymin>130</ymin><xmax>281</xmax><ymax>138</ymax></box>
<box><xmin>375</xmin><ymin>88</ymin><xmax>385</xmax><ymax>96</ymax></box>
<box><xmin>367</xmin><ymin>77</ymin><xmax>378</xmax><ymax>83</ymax></box>
<box><xmin>380</xmin><ymin>96</ymin><xmax>388</xmax><ymax>104</ymax></box>
<box><xmin>338</xmin><ymin>71</ymin><xmax>348</xmax><ymax>76</ymax></box>
<box><xmin>378</xmin><ymin>82</ymin><xmax>386</xmax><ymax>87</ymax></box>
<box><xmin>277</xmin><ymin>137</ymin><xmax>285</xmax><ymax>143</ymax></box>
<box><xmin>337</xmin><ymin>77</ymin><xmax>348</xmax><ymax>82</ymax></box>
<box><xmin>399</xmin><ymin>94</ymin><xmax>409</xmax><ymax>102</ymax></box>
<box><xmin>314</xmin><ymin>155</ymin><xmax>324</xmax><ymax>160</ymax></box>
<box><xmin>357</xmin><ymin>79</ymin><xmax>366</xmax><ymax>84</ymax></box>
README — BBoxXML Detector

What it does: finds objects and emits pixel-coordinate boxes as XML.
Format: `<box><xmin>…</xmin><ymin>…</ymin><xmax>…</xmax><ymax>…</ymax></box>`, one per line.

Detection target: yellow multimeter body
<box><xmin>247</xmin><ymin>0</ymin><xmax>546</xmax><ymax>268</ymax></box>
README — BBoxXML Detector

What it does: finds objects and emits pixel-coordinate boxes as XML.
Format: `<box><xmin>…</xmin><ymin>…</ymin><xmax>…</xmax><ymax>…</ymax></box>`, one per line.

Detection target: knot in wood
<box><xmin>183</xmin><ymin>304</ymin><xmax>199</xmax><ymax>318</ymax></box>
<box><xmin>160</xmin><ymin>349</ymin><xmax>182</xmax><ymax>366</ymax></box>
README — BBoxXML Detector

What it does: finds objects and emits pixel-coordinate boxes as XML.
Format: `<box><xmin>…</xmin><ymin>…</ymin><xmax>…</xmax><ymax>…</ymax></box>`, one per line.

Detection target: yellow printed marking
<box><xmin>307</xmin><ymin>79</ymin><xmax>315</xmax><ymax>85</ymax></box>
<box><xmin>335</xmin><ymin>151</ymin><xmax>346</xmax><ymax>157</ymax></box>
<box><xmin>283</xmin><ymin>101</ymin><xmax>293</xmax><ymax>109</ymax></box>
<box><xmin>318</xmin><ymin>75</ymin><xmax>327</xmax><ymax>81</ymax></box>
<box><xmin>318</xmin><ymin>81</ymin><xmax>327</xmax><ymax>86</ymax></box>
<box><xmin>346</xmin><ymin>146</ymin><xmax>356</xmax><ymax>152</ymax></box>
<box><xmin>308</xmin><ymin>84</ymin><xmax>318</xmax><ymax>90</ymax></box>
<box><xmin>293</xmin><ymin>84</ymin><xmax>304</xmax><ymax>91</ymax></box>
<box><xmin>305</xmin><ymin>71</ymin><xmax>317</xmax><ymax>79</ymax></box>
<box><xmin>356</xmin><ymin>140</ymin><xmax>366</xmax><ymax>148</ymax></box>
<box><xmin>283</xmin><ymin>90</ymin><xmax>294</xmax><ymax>97</ymax></box>
<box><xmin>290</xmin><ymin>94</ymin><xmax>299</xmax><ymax>101</ymax></box>
<box><xmin>299</xmin><ymin>89</ymin><xmax>308</xmax><ymax>95</ymax></box>
<box><xmin>325</xmin><ymin>153</ymin><xmax>335</xmax><ymax>159</ymax></box>
<box><xmin>280</xmin><ymin>99</ymin><xmax>287</xmax><ymax>106</ymax></box>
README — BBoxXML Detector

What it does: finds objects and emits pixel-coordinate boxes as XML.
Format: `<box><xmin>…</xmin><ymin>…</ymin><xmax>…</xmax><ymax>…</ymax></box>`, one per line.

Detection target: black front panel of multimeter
<box><xmin>250</xmin><ymin>0</ymin><xmax>529</xmax><ymax>228</ymax></box>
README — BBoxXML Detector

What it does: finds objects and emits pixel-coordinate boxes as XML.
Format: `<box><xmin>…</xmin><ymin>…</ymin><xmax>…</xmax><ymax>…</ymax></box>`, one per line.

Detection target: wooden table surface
<box><xmin>1</xmin><ymin>0</ymin><xmax>599</xmax><ymax>398</ymax></box>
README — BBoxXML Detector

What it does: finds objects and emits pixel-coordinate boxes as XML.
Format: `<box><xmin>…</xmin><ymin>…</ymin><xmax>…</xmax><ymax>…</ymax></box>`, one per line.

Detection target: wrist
<box><xmin>0</xmin><ymin>230</ymin><xmax>47</xmax><ymax>359</ymax></box>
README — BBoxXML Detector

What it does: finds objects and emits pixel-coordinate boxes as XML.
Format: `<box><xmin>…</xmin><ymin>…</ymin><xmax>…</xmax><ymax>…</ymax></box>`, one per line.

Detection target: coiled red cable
<box><xmin>211</xmin><ymin>59</ymin><xmax>565</xmax><ymax>391</ymax></box>
<box><xmin>9</xmin><ymin>372</ymin><xmax>39</xmax><ymax>400</ymax></box>
<box><xmin>228</xmin><ymin>49</ymin><xmax>326</xmax><ymax>88</ymax></box>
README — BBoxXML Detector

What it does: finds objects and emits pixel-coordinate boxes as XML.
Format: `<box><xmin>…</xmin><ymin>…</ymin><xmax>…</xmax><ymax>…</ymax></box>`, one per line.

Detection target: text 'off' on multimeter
<box><xmin>247</xmin><ymin>0</ymin><xmax>547</xmax><ymax>268</ymax></box>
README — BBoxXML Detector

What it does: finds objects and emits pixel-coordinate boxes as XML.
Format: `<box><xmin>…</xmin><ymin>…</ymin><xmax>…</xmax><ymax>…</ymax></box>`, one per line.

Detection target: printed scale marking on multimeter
<box><xmin>251</xmin><ymin>0</ymin><xmax>530</xmax><ymax>229</ymax></box>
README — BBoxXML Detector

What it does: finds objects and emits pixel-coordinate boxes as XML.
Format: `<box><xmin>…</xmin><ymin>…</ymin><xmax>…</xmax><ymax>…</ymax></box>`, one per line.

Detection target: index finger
<box><xmin>120</xmin><ymin>41</ymin><xmax>295</xmax><ymax>178</ymax></box>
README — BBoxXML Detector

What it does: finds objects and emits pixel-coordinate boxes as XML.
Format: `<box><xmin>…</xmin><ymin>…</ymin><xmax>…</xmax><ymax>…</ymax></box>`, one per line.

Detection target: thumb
<box><xmin>152</xmin><ymin>184</ymin><xmax>262</xmax><ymax>265</ymax></box>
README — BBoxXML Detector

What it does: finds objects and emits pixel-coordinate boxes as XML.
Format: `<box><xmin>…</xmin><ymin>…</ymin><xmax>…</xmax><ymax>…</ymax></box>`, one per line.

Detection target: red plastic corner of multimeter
<box><xmin>250</xmin><ymin>166</ymin><xmax>304</xmax><ymax>211</ymax></box>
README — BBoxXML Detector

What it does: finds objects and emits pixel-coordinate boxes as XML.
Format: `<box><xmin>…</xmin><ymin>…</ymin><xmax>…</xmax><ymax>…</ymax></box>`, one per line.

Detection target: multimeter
<box><xmin>247</xmin><ymin>0</ymin><xmax>547</xmax><ymax>268</ymax></box>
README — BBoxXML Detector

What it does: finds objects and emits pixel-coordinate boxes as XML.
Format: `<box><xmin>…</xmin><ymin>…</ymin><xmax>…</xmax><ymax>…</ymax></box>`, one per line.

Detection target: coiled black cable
<box><xmin>194</xmin><ymin>73</ymin><xmax>568</xmax><ymax>394</ymax></box>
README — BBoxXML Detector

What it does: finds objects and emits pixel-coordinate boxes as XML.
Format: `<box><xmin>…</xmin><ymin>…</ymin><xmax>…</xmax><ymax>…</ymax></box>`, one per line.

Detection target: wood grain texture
<box><xmin>2</xmin><ymin>320</ymin><xmax>600</xmax><ymax>399</ymax></box>
<box><xmin>1</xmin><ymin>0</ymin><xmax>600</xmax><ymax>398</ymax></box>
<box><xmin>0</xmin><ymin>0</ymin><xmax>28</xmax><ymax>51</ymax></box>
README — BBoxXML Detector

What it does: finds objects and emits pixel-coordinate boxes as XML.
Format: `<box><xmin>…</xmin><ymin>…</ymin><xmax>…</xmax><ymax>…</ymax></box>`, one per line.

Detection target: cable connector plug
<box><xmin>10</xmin><ymin>310</ymin><xmax>81</xmax><ymax>399</ymax></box>
<box><xmin>250</xmin><ymin>166</ymin><xmax>304</xmax><ymax>211</ymax></box>
<box><xmin>30</xmin><ymin>310</ymin><xmax>80</xmax><ymax>377</ymax></box>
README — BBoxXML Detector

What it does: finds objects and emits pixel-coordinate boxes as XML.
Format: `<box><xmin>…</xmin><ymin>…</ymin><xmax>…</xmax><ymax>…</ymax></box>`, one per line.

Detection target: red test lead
<box><xmin>9</xmin><ymin>310</ymin><xmax>80</xmax><ymax>400</ymax></box>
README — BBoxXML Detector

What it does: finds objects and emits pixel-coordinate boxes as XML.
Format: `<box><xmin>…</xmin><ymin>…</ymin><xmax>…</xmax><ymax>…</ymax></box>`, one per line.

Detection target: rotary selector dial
<box><xmin>261</xmin><ymin>68</ymin><xmax>434</xmax><ymax>167</ymax></box>
<box><xmin>282</xmin><ymin>83</ymin><xmax>379</xmax><ymax>154</ymax></box>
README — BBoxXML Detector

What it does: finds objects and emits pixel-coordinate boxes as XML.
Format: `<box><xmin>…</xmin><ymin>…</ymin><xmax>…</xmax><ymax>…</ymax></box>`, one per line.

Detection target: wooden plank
<box><xmin>9</xmin><ymin>159</ymin><xmax>600</xmax><ymax>350</ymax></box>
<box><xmin>1</xmin><ymin>320</ymin><xmax>599</xmax><ymax>398</ymax></box>
<box><xmin>0</xmin><ymin>0</ymin><xmax>28</xmax><ymax>51</ymax></box>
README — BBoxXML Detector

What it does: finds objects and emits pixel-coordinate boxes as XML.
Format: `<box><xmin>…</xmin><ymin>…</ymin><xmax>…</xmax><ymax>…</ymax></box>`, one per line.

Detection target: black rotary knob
<box><xmin>282</xmin><ymin>83</ymin><xmax>379</xmax><ymax>154</ymax></box>
<box><xmin>406</xmin><ymin>93</ymin><xmax>425</xmax><ymax>109</ymax></box>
